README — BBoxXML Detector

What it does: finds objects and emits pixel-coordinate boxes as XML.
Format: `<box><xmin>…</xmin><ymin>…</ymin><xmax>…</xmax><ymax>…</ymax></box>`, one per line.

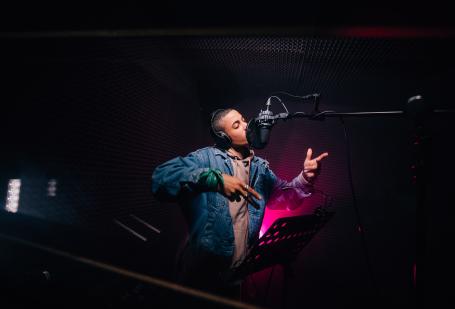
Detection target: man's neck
<box><xmin>228</xmin><ymin>145</ymin><xmax>250</xmax><ymax>160</ymax></box>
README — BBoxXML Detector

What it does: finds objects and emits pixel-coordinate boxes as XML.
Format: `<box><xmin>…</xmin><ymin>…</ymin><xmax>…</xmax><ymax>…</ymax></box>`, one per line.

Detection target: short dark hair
<box><xmin>211</xmin><ymin>108</ymin><xmax>233</xmax><ymax>132</ymax></box>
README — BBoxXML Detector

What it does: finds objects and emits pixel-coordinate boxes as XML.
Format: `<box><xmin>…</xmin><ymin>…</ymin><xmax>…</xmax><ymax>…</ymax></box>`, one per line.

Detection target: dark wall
<box><xmin>0</xmin><ymin>37</ymin><xmax>210</xmax><ymax>282</ymax></box>
<box><xmin>1</xmin><ymin>34</ymin><xmax>453</xmax><ymax>308</ymax></box>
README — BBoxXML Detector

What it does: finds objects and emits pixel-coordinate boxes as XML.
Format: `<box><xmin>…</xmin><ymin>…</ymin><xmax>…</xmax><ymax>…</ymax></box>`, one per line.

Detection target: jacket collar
<box><xmin>212</xmin><ymin>146</ymin><xmax>260</xmax><ymax>163</ymax></box>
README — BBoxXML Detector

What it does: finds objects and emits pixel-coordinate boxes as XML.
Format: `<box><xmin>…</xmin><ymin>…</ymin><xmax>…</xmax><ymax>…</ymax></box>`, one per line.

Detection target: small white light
<box><xmin>5</xmin><ymin>179</ymin><xmax>21</xmax><ymax>213</ymax></box>
<box><xmin>47</xmin><ymin>179</ymin><xmax>58</xmax><ymax>197</ymax></box>
<box><xmin>10</xmin><ymin>180</ymin><xmax>21</xmax><ymax>188</ymax></box>
<box><xmin>8</xmin><ymin>196</ymin><xmax>19</xmax><ymax>202</ymax></box>
<box><xmin>8</xmin><ymin>189</ymin><xmax>20</xmax><ymax>195</ymax></box>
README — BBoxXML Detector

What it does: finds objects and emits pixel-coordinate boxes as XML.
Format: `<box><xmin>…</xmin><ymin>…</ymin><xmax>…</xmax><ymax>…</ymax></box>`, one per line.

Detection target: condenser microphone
<box><xmin>246</xmin><ymin>98</ymin><xmax>277</xmax><ymax>149</ymax></box>
<box><xmin>246</xmin><ymin>93</ymin><xmax>321</xmax><ymax>149</ymax></box>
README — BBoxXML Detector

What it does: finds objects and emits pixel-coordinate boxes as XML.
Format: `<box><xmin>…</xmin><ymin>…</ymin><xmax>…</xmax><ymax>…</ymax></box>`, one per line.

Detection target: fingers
<box><xmin>315</xmin><ymin>152</ymin><xmax>329</xmax><ymax>162</ymax></box>
<box><xmin>306</xmin><ymin>148</ymin><xmax>313</xmax><ymax>161</ymax></box>
<box><xmin>228</xmin><ymin>184</ymin><xmax>262</xmax><ymax>204</ymax></box>
<box><xmin>230</xmin><ymin>192</ymin><xmax>258</xmax><ymax>209</ymax></box>
<box><xmin>245</xmin><ymin>195</ymin><xmax>260</xmax><ymax>209</ymax></box>
<box><xmin>305</xmin><ymin>160</ymin><xmax>323</xmax><ymax>171</ymax></box>
<box><xmin>304</xmin><ymin>150</ymin><xmax>327</xmax><ymax>180</ymax></box>
<box><xmin>223</xmin><ymin>175</ymin><xmax>262</xmax><ymax>205</ymax></box>
<box><xmin>238</xmin><ymin>183</ymin><xmax>262</xmax><ymax>200</ymax></box>
<box><xmin>243</xmin><ymin>186</ymin><xmax>261</xmax><ymax>210</ymax></box>
<box><xmin>304</xmin><ymin>159</ymin><xmax>318</xmax><ymax>171</ymax></box>
<box><xmin>305</xmin><ymin>148</ymin><xmax>329</xmax><ymax>162</ymax></box>
<box><xmin>229</xmin><ymin>193</ymin><xmax>242</xmax><ymax>202</ymax></box>
<box><xmin>246</xmin><ymin>186</ymin><xmax>262</xmax><ymax>200</ymax></box>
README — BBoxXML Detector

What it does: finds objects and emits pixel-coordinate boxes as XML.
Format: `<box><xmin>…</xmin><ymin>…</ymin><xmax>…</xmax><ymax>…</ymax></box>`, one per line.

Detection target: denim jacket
<box><xmin>151</xmin><ymin>146</ymin><xmax>312</xmax><ymax>257</ymax></box>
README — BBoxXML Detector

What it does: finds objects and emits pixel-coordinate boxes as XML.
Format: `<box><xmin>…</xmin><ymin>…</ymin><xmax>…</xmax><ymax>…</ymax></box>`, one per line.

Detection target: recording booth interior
<box><xmin>0</xmin><ymin>5</ymin><xmax>453</xmax><ymax>309</ymax></box>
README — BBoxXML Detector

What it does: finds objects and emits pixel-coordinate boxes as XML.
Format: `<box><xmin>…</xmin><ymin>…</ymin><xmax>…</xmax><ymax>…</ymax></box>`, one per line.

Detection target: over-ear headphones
<box><xmin>210</xmin><ymin>109</ymin><xmax>232</xmax><ymax>149</ymax></box>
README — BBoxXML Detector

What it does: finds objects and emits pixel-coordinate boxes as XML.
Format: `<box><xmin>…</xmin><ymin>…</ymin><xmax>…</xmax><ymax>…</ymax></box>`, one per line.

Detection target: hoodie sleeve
<box><xmin>266</xmin><ymin>168</ymin><xmax>313</xmax><ymax>210</ymax></box>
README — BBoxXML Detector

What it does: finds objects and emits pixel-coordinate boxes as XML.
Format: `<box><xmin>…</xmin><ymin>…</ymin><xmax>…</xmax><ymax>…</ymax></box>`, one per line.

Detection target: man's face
<box><xmin>220</xmin><ymin>109</ymin><xmax>248</xmax><ymax>147</ymax></box>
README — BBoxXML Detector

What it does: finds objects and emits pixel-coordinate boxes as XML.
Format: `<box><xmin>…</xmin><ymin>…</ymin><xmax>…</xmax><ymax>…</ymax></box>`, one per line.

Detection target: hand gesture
<box><xmin>303</xmin><ymin>148</ymin><xmax>328</xmax><ymax>182</ymax></box>
<box><xmin>221</xmin><ymin>174</ymin><xmax>262</xmax><ymax>207</ymax></box>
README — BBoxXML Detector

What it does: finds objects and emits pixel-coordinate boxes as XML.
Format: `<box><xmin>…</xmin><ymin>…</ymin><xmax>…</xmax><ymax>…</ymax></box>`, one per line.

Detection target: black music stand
<box><xmin>225</xmin><ymin>207</ymin><xmax>334</xmax><ymax>306</ymax></box>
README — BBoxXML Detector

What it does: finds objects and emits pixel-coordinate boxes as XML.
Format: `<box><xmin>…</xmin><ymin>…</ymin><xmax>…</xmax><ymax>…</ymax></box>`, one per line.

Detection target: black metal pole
<box><xmin>405</xmin><ymin>95</ymin><xmax>429</xmax><ymax>306</ymax></box>
<box><xmin>287</xmin><ymin>110</ymin><xmax>405</xmax><ymax>120</ymax></box>
<box><xmin>278</xmin><ymin>97</ymin><xmax>453</xmax><ymax>306</ymax></box>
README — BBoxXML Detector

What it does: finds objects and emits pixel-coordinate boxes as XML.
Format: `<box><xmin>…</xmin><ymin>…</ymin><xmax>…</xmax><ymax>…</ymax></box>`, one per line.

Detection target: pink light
<box><xmin>331</xmin><ymin>27</ymin><xmax>455</xmax><ymax>39</ymax></box>
<box><xmin>259</xmin><ymin>202</ymin><xmax>316</xmax><ymax>238</ymax></box>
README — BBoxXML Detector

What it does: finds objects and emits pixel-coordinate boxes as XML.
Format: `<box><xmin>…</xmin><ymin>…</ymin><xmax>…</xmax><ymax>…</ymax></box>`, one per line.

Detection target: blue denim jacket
<box><xmin>151</xmin><ymin>146</ymin><xmax>312</xmax><ymax>257</ymax></box>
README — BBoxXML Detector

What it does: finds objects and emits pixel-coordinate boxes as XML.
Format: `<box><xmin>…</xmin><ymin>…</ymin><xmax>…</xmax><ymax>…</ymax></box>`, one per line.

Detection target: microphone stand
<box><xmin>270</xmin><ymin>95</ymin><xmax>454</xmax><ymax>305</ymax></box>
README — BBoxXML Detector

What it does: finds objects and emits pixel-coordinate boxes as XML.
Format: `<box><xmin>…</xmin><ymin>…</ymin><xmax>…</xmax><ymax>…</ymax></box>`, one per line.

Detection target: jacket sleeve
<box><xmin>266</xmin><ymin>169</ymin><xmax>313</xmax><ymax>210</ymax></box>
<box><xmin>151</xmin><ymin>150</ymin><xmax>210</xmax><ymax>201</ymax></box>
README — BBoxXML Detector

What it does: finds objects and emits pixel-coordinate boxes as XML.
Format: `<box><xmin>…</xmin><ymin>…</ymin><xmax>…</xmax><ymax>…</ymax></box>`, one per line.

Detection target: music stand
<box><xmin>227</xmin><ymin>207</ymin><xmax>334</xmax><ymax>284</ymax></box>
<box><xmin>224</xmin><ymin>207</ymin><xmax>334</xmax><ymax>307</ymax></box>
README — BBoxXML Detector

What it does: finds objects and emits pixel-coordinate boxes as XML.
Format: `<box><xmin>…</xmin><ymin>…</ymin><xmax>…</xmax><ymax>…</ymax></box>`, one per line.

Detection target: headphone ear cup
<box><xmin>211</xmin><ymin>129</ymin><xmax>231</xmax><ymax>148</ymax></box>
<box><xmin>217</xmin><ymin>131</ymin><xmax>232</xmax><ymax>148</ymax></box>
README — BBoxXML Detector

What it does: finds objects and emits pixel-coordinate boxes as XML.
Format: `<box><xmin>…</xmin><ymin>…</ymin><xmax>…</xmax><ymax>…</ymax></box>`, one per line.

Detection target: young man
<box><xmin>151</xmin><ymin>108</ymin><xmax>328</xmax><ymax>298</ymax></box>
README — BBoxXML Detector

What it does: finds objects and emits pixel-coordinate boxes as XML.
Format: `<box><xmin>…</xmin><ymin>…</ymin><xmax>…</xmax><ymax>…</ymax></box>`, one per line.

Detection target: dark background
<box><xmin>0</xmin><ymin>3</ymin><xmax>453</xmax><ymax>308</ymax></box>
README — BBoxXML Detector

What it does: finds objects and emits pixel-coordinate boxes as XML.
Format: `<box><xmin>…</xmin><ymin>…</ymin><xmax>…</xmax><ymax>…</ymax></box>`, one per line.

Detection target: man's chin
<box><xmin>232</xmin><ymin>142</ymin><xmax>249</xmax><ymax>148</ymax></box>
